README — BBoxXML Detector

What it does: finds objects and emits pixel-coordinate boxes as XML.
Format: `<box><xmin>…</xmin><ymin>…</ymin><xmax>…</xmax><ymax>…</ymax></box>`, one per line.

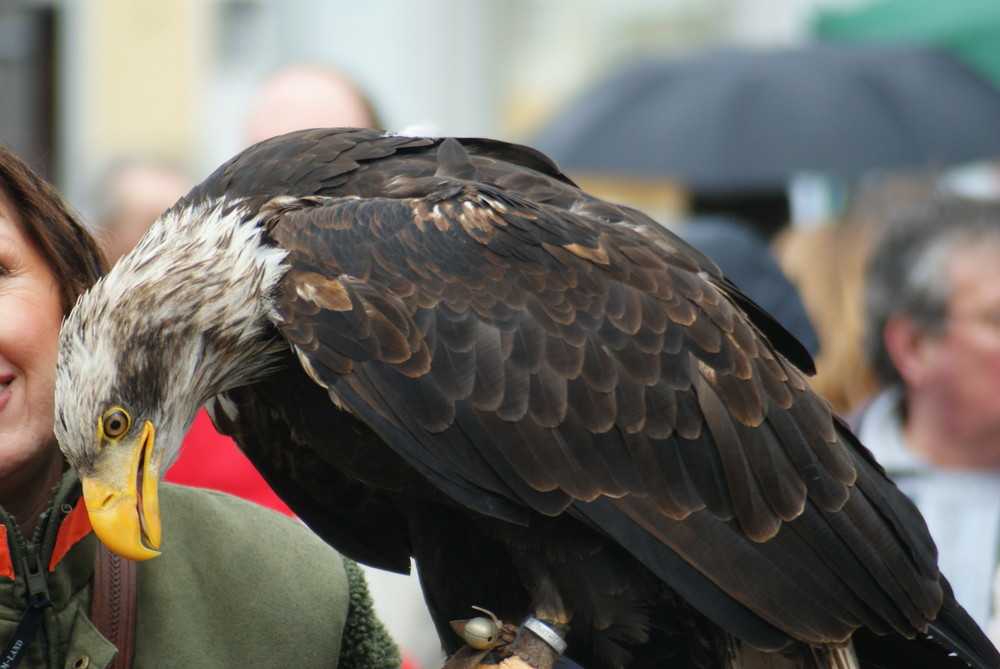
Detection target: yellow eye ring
<box><xmin>101</xmin><ymin>408</ymin><xmax>131</xmax><ymax>440</ymax></box>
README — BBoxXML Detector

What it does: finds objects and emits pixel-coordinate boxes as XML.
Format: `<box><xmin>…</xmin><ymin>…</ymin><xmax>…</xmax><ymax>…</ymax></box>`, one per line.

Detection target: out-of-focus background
<box><xmin>9</xmin><ymin>0</ymin><xmax>1000</xmax><ymax>667</ymax></box>
<box><xmin>1</xmin><ymin>0</ymin><xmax>916</xmax><ymax>204</ymax></box>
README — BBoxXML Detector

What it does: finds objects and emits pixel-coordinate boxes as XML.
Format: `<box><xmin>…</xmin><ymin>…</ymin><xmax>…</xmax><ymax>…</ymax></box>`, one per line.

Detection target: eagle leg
<box><xmin>507</xmin><ymin>617</ymin><xmax>568</xmax><ymax>669</ymax></box>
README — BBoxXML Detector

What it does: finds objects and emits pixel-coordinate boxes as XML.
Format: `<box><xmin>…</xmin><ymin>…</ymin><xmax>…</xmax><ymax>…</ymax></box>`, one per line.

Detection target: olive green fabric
<box><xmin>0</xmin><ymin>470</ymin><xmax>401</xmax><ymax>669</ymax></box>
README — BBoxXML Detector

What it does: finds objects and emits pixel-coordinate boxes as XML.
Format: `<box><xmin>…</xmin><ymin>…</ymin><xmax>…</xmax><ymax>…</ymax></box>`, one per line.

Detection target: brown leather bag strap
<box><xmin>89</xmin><ymin>542</ymin><xmax>137</xmax><ymax>669</ymax></box>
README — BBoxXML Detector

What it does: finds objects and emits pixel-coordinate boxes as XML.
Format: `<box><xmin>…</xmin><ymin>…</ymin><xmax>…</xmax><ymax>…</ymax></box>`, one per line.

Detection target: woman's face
<box><xmin>0</xmin><ymin>193</ymin><xmax>65</xmax><ymax>488</ymax></box>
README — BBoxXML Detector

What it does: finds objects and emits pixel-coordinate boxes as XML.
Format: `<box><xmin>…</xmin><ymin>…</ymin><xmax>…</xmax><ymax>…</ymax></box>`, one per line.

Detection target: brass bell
<box><xmin>462</xmin><ymin>615</ymin><xmax>500</xmax><ymax>650</ymax></box>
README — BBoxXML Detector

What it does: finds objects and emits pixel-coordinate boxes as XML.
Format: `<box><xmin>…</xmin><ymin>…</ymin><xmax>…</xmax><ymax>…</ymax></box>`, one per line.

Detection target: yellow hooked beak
<box><xmin>81</xmin><ymin>420</ymin><xmax>162</xmax><ymax>561</ymax></box>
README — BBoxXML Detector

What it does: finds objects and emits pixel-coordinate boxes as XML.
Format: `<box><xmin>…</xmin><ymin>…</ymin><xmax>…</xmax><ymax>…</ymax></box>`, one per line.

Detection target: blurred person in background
<box><xmin>243</xmin><ymin>63</ymin><xmax>381</xmax><ymax>145</ymax></box>
<box><xmin>89</xmin><ymin>156</ymin><xmax>194</xmax><ymax>264</ymax></box>
<box><xmin>776</xmin><ymin>221</ymin><xmax>878</xmax><ymax>415</ymax></box>
<box><xmin>776</xmin><ymin>174</ymin><xmax>942</xmax><ymax>415</ymax></box>
<box><xmin>850</xmin><ymin>196</ymin><xmax>1000</xmax><ymax>631</ymax></box>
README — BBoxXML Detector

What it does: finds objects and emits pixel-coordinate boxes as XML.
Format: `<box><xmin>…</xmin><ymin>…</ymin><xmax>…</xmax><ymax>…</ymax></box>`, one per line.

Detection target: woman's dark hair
<box><xmin>0</xmin><ymin>146</ymin><xmax>107</xmax><ymax>313</ymax></box>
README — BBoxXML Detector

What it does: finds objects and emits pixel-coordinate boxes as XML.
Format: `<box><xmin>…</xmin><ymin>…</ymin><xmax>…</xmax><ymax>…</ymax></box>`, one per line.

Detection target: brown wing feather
<box><xmin>261</xmin><ymin>153</ymin><xmax>946</xmax><ymax>651</ymax></box>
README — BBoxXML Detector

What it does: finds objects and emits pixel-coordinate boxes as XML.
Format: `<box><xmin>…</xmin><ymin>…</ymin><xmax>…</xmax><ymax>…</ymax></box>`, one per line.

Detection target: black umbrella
<box><xmin>533</xmin><ymin>44</ymin><xmax>1000</xmax><ymax>191</ymax></box>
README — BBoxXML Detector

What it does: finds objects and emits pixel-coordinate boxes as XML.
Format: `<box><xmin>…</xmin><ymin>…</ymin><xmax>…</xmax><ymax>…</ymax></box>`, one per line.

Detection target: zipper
<box><xmin>18</xmin><ymin>541</ymin><xmax>53</xmax><ymax>612</ymax></box>
<box><xmin>0</xmin><ymin>517</ymin><xmax>54</xmax><ymax>668</ymax></box>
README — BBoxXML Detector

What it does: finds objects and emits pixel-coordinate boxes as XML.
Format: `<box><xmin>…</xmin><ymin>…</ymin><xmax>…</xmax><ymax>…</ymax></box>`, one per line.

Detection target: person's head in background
<box><xmin>775</xmin><ymin>172</ymin><xmax>943</xmax><ymax>415</ymax></box>
<box><xmin>865</xmin><ymin>196</ymin><xmax>1000</xmax><ymax>468</ymax></box>
<box><xmin>90</xmin><ymin>156</ymin><xmax>193</xmax><ymax>265</ymax></box>
<box><xmin>243</xmin><ymin>63</ymin><xmax>380</xmax><ymax>146</ymax></box>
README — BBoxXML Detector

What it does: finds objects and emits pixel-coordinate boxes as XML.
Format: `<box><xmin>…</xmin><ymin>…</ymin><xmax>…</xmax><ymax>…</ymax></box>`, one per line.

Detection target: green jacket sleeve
<box><xmin>133</xmin><ymin>484</ymin><xmax>403</xmax><ymax>668</ymax></box>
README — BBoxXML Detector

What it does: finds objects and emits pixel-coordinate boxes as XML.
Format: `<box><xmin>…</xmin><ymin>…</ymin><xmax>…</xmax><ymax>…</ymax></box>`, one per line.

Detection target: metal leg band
<box><xmin>521</xmin><ymin>616</ymin><xmax>568</xmax><ymax>655</ymax></box>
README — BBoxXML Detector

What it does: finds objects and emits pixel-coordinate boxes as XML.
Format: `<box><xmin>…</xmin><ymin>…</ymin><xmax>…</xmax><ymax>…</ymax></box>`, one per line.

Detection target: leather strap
<box><xmin>89</xmin><ymin>543</ymin><xmax>137</xmax><ymax>669</ymax></box>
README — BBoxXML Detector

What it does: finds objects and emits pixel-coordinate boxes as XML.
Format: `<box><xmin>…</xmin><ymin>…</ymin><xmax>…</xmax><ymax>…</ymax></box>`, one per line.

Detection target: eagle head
<box><xmin>55</xmin><ymin>198</ymin><xmax>289</xmax><ymax>561</ymax></box>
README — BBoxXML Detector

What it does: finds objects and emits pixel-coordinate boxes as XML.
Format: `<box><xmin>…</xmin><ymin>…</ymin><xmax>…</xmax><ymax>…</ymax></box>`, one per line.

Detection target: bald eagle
<box><xmin>55</xmin><ymin>128</ymin><xmax>998</xmax><ymax>669</ymax></box>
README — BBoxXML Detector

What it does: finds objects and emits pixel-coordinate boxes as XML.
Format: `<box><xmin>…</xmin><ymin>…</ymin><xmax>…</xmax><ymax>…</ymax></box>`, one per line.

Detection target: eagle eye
<box><xmin>102</xmin><ymin>408</ymin><xmax>130</xmax><ymax>439</ymax></box>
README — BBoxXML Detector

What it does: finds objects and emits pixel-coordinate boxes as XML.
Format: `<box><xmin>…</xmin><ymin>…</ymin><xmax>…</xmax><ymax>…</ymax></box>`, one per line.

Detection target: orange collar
<box><xmin>0</xmin><ymin>497</ymin><xmax>93</xmax><ymax>580</ymax></box>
